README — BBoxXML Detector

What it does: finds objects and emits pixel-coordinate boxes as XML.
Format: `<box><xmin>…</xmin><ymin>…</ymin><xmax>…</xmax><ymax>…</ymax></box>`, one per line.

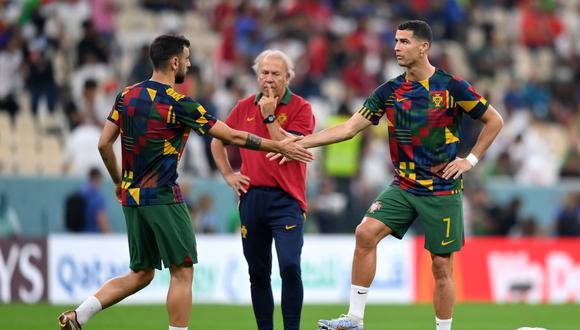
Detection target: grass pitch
<box><xmin>1</xmin><ymin>303</ymin><xmax>577</xmax><ymax>329</ymax></box>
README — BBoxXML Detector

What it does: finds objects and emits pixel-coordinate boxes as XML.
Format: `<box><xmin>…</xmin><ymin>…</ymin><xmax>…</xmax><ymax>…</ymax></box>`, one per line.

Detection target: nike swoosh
<box><xmin>357</xmin><ymin>290</ymin><xmax>367</xmax><ymax>294</ymax></box>
<box><xmin>396</xmin><ymin>97</ymin><xmax>408</xmax><ymax>102</ymax></box>
<box><xmin>246</xmin><ymin>117</ymin><xmax>255</xmax><ymax>122</ymax></box>
<box><xmin>285</xmin><ymin>225</ymin><xmax>297</xmax><ymax>230</ymax></box>
<box><xmin>441</xmin><ymin>239</ymin><xmax>455</xmax><ymax>246</ymax></box>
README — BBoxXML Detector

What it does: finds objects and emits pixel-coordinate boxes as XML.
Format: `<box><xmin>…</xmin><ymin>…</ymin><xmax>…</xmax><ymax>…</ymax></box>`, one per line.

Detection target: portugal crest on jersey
<box><xmin>431</xmin><ymin>91</ymin><xmax>446</xmax><ymax>109</ymax></box>
<box><xmin>369</xmin><ymin>201</ymin><xmax>382</xmax><ymax>214</ymax></box>
<box><xmin>277</xmin><ymin>113</ymin><xmax>287</xmax><ymax>125</ymax></box>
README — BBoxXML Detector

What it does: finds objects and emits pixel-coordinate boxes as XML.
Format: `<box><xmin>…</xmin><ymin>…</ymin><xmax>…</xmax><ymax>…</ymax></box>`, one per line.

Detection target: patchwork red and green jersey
<box><xmin>107</xmin><ymin>80</ymin><xmax>216</xmax><ymax>206</ymax></box>
<box><xmin>358</xmin><ymin>68</ymin><xmax>489</xmax><ymax>196</ymax></box>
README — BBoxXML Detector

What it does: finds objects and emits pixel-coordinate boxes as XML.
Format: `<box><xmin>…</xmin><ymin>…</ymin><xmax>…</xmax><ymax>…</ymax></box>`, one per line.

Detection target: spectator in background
<box><xmin>465</xmin><ymin>187</ymin><xmax>502</xmax><ymax>236</ymax></box>
<box><xmin>519</xmin><ymin>1</ymin><xmax>563</xmax><ymax>49</ymax></box>
<box><xmin>213</xmin><ymin>76</ymin><xmax>245</xmax><ymax>120</ymax></box>
<box><xmin>0</xmin><ymin>29</ymin><xmax>23</xmax><ymax>120</ymax></box>
<box><xmin>78</xmin><ymin>167</ymin><xmax>111</xmax><ymax>233</ymax></box>
<box><xmin>90</xmin><ymin>0</ymin><xmax>118</xmax><ymax>42</ymax></box>
<box><xmin>77</xmin><ymin>20</ymin><xmax>109</xmax><ymax>66</ymax></box>
<box><xmin>503</xmin><ymin>80</ymin><xmax>527</xmax><ymax>114</ymax></box>
<box><xmin>555</xmin><ymin>192</ymin><xmax>580</xmax><ymax>237</ymax></box>
<box><xmin>70</xmin><ymin>52</ymin><xmax>115</xmax><ymax>107</ymax></box>
<box><xmin>342</xmin><ymin>52</ymin><xmax>379</xmax><ymax>98</ymax></box>
<box><xmin>62</xmin><ymin>119</ymin><xmax>109</xmax><ymax>177</ymax></box>
<box><xmin>178</xmin><ymin>134</ymin><xmax>212</xmax><ymax>178</ymax></box>
<box><xmin>518</xmin><ymin>216</ymin><xmax>541</xmax><ymax>237</ymax></box>
<box><xmin>323</xmin><ymin>102</ymin><xmax>362</xmax><ymax>226</ymax></box>
<box><xmin>522</xmin><ymin>74</ymin><xmax>551</xmax><ymax>120</ymax></box>
<box><xmin>312</xmin><ymin>177</ymin><xmax>347</xmax><ymax>234</ymax></box>
<box><xmin>128</xmin><ymin>45</ymin><xmax>153</xmax><ymax>84</ymax></box>
<box><xmin>48</xmin><ymin>0</ymin><xmax>91</xmax><ymax>47</ymax></box>
<box><xmin>177</xmin><ymin>66</ymin><xmax>220</xmax><ymax>172</ymax></box>
<box><xmin>487</xmin><ymin>151</ymin><xmax>515</xmax><ymax>177</ymax></box>
<box><xmin>67</xmin><ymin>78</ymin><xmax>108</xmax><ymax>128</ymax></box>
<box><xmin>192</xmin><ymin>194</ymin><xmax>220</xmax><ymax>234</ymax></box>
<box><xmin>469</xmin><ymin>23</ymin><xmax>511</xmax><ymax>81</ymax></box>
<box><xmin>25</xmin><ymin>38</ymin><xmax>58</xmax><ymax>116</ymax></box>
<box><xmin>495</xmin><ymin>198</ymin><xmax>521</xmax><ymax>236</ymax></box>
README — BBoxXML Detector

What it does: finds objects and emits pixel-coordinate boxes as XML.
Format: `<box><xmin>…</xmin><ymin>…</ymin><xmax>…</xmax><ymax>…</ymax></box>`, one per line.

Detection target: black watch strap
<box><xmin>263</xmin><ymin>114</ymin><xmax>277</xmax><ymax>124</ymax></box>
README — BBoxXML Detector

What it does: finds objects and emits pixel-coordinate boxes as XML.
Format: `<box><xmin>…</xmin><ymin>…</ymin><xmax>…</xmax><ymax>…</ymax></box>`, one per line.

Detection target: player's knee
<box><xmin>355</xmin><ymin>224</ymin><xmax>378</xmax><ymax>249</ymax></box>
<box><xmin>133</xmin><ymin>269</ymin><xmax>155</xmax><ymax>287</ymax></box>
<box><xmin>169</xmin><ymin>265</ymin><xmax>193</xmax><ymax>283</ymax></box>
<box><xmin>431</xmin><ymin>255</ymin><xmax>453</xmax><ymax>280</ymax></box>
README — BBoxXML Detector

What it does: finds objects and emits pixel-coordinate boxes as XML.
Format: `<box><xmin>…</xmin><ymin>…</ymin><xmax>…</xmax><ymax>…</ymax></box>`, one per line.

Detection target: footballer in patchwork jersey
<box><xmin>301</xmin><ymin>21</ymin><xmax>504</xmax><ymax>330</ymax></box>
<box><xmin>358</xmin><ymin>68</ymin><xmax>489</xmax><ymax>196</ymax></box>
<box><xmin>59</xmin><ymin>34</ymin><xmax>314</xmax><ymax>330</ymax></box>
<box><xmin>107</xmin><ymin>80</ymin><xmax>216</xmax><ymax>206</ymax></box>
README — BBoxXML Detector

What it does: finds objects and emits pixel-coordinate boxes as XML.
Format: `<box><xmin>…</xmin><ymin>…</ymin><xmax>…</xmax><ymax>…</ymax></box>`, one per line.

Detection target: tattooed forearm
<box><xmin>244</xmin><ymin>134</ymin><xmax>262</xmax><ymax>150</ymax></box>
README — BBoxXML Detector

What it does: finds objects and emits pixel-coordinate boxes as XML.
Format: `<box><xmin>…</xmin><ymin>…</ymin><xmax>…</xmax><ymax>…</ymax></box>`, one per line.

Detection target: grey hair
<box><xmin>252</xmin><ymin>49</ymin><xmax>295</xmax><ymax>82</ymax></box>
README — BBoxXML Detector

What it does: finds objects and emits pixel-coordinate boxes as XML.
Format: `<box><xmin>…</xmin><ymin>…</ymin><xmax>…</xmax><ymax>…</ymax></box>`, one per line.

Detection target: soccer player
<box><xmin>276</xmin><ymin>20</ymin><xmax>504</xmax><ymax>330</ymax></box>
<box><xmin>211</xmin><ymin>49</ymin><xmax>315</xmax><ymax>330</ymax></box>
<box><xmin>58</xmin><ymin>35</ymin><xmax>313</xmax><ymax>330</ymax></box>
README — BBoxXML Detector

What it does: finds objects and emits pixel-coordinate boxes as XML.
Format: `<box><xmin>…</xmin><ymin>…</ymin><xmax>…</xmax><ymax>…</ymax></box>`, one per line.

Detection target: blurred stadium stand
<box><xmin>0</xmin><ymin>0</ymin><xmax>578</xmax><ymax>237</ymax></box>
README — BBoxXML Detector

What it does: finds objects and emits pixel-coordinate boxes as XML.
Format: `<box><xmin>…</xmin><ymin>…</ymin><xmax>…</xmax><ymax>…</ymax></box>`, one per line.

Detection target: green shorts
<box><xmin>365</xmin><ymin>185</ymin><xmax>464</xmax><ymax>254</ymax></box>
<box><xmin>123</xmin><ymin>203</ymin><xmax>197</xmax><ymax>270</ymax></box>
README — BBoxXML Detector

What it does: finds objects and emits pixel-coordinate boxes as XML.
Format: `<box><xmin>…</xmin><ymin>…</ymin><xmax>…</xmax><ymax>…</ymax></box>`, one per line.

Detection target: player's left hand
<box><xmin>267</xmin><ymin>128</ymin><xmax>298</xmax><ymax>164</ymax></box>
<box><xmin>442</xmin><ymin>157</ymin><xmax>473</xmax><ymax>180</ymax></box>
<box><xmin>258</xmin><ymin>85</ymin><xmax>278</xmax><ymax>118</ymax></box>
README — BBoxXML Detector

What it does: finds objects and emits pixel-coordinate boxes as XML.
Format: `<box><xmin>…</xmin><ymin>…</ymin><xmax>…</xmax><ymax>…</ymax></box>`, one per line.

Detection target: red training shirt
<box><xmin>225</xmin><ymin>88</ymin><xmax>315</xmax><ymax>211</ymax></box>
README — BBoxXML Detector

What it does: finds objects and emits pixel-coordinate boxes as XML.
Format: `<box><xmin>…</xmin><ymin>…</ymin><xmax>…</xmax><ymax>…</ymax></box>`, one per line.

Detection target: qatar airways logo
<box><xmin>0</xmin><ymin>240</ymin><xmax>47</xmax><ymax>303</ymax></box>
<box><xmin>487</xmin><ymin>251</ymin><xmax>580</xmax><ymax>303</ymax></box>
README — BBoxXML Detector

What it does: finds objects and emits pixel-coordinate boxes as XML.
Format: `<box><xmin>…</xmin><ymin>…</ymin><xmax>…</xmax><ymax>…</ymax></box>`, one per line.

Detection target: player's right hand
<box><xmin>269</xmin><ymin>127</ymin><xmax>305</xmax><ymax>164</ymax></box>
<box><xmin>278</xmin><ymin>135</ymin><xmax>314</xmax><ymax>163</ymax></box>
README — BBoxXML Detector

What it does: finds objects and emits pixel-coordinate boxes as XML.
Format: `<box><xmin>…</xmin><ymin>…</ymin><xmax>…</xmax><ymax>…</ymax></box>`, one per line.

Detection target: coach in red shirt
<box><xmin>211</xmin><ymin>49</ymin><xmax>315</xmax><ymax>330</ymax></box>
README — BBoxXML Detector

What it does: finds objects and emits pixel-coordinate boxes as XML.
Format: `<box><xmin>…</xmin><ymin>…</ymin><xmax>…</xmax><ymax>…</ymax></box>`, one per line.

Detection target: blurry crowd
<box><xmin>0</xmin><ymin>0</ymin><xmax>578</xmax><ymax>236</ymax></box>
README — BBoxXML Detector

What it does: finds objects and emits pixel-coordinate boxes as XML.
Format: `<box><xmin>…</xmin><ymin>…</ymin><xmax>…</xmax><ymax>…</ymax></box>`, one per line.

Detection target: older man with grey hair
<box><xmin>211</xmin><ymin>49</ymin><xmax>316</xmax><ymax>330</ymax></box>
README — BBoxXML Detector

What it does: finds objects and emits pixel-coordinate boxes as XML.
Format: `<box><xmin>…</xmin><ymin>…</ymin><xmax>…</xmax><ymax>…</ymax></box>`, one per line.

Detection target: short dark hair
<box><xmin>398</xmin><ymin>20</ymin><xmax>433</xmax><ymax>45</ymax></box>
<box><xmin>149</xmin><ymin>34</ymin><xmax>190</xmax><ymax>70</ymax></box>
<box><xmin>88</xmin><ymin>167</ymin><xmax>102</xmax><ymax>180</ymax></box>
<box><xmin>83</xmin><ymin>79</ymin><xmax>98</xmax><ymax>91</ymax></box>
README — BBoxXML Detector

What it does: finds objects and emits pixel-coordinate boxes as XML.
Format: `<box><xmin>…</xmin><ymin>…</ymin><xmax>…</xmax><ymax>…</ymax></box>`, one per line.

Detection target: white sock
<box><xmin>436</xmin><ymin>317</ymin><xmax>452</xmax><ymax>330</ymax></box>
<box><xmin>75</xmin><ymin>295</ymin><xmax>102</xmax><ymax>326</ymax></box>
<box><xmin>347</xmin><ymin>285</ymin><xmax>369</xmax><ymax>321</ymax></box>
<box><xmin>169</xmin><ymin>326</ymin><xmax>188</xmax><ymax>330</ymax></box>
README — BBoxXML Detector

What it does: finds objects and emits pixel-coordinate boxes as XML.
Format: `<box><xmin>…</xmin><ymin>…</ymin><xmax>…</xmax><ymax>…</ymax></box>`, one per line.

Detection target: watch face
<box><xmin>264</xmin><ymin>114</ymin><xmax>277</xmax><ymax>123</ymax></box>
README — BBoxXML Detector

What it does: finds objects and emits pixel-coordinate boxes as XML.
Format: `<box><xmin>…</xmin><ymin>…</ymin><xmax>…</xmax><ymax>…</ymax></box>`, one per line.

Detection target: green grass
<box><xmin>1</xmin><ymin>303</ymin><xmax>578</xmax><ymax>329</ymax></box>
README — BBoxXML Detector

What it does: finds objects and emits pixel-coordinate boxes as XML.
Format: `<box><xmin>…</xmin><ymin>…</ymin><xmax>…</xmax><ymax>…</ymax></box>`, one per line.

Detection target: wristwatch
<box><xmin>263</xmin><ymin>114</ymin><xmax>277</xmax><ymax>124</ymax></box>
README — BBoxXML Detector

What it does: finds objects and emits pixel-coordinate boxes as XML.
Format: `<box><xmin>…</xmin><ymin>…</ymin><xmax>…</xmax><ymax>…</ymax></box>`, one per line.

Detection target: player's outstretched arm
<box><xmin>267</xmin><ymin>112</ymin><xmax>371</xmax><ymax>164</ymax></box>
<box><xmin>443</xmin><ymin>105</ymin><xmax>504</xmax><ymax>179</ymax></box>
<box><xmin>208</xmin><ymin>121</ymin><xmax>314</xmax><ymax>163</ymax></box>
<box><xmin>300</xmin><ymin>112</ymin><xmax>371</xmax><ymax>148</ymax></box>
